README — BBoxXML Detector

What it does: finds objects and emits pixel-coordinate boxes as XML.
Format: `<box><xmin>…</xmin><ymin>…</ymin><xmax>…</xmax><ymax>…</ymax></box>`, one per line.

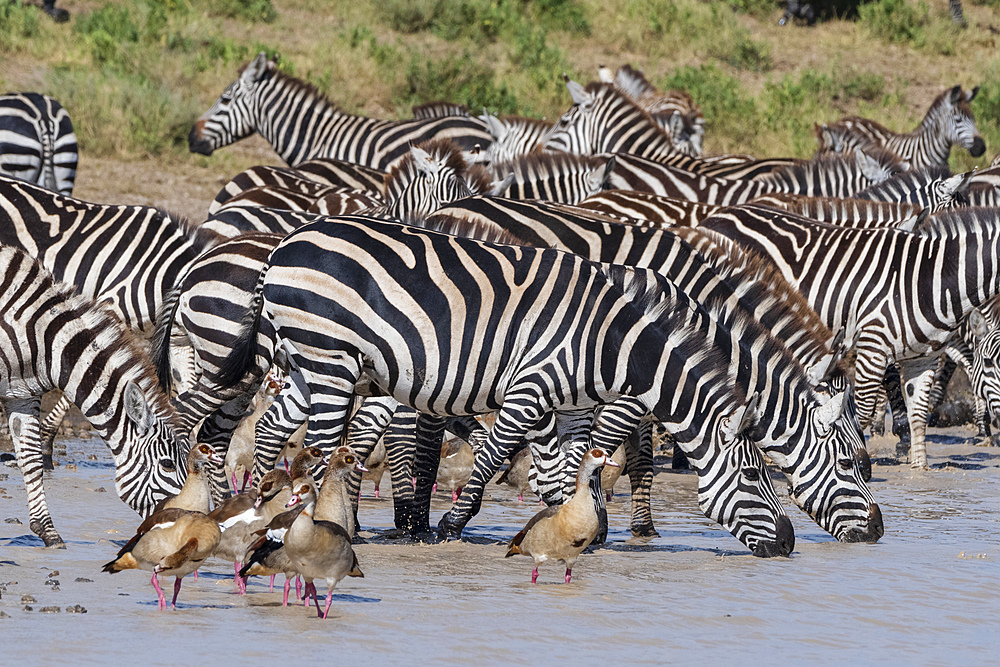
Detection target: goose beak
<box><xmin>355</xmin><ymin>461</ymin><xmax>369</xmax><ymax>473</ymax></box>
<box><xmin>286</xmin><ymin>495</ymin><xmax>300</xmax><ymax>508</ymax></box>
<box><xmin>603</xmin><ymin>458</ymin><xmax>620</xmax><ymax>468</ymax></box>
<box><xmin>209</xmin><ymin>452</ymin><xmax>225</xmax><ymax>465</ymax></box>
<box><xmin>253</xmin><ymin>495</ymin><xmax>263</xmax><ymax>509</ymax></box>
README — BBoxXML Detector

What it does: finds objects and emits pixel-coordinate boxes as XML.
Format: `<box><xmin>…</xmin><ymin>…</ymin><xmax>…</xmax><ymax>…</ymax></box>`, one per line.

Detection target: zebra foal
<box><xmin>0</xmin><ymin>246</ymin><xmax>187</xmax><ymax>546</ymax></box>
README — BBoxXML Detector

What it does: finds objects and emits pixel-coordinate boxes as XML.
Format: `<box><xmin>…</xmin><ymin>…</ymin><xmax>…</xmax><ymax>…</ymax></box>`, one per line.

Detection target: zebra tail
<box><xmin>149</xmin><ymin>282</ymin><xmax>185</xmax><ymax>393</ymax></box>
<box><xmin>216</xmin><ymin>263</ymin><xmax>268</xmax><ymax>389</ymax></box>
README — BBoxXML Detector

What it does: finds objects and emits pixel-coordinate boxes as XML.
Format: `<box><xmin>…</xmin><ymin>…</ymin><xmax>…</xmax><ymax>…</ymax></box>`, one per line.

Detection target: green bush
<box><xmin>0</xmin><ymin>1</ymin><xmax>42</xmax><ymax>52</ymax></box>
<box><xmin>859</xmin><ymin>0</ymin><xmax>929</xmax><ymax>45</ymax></box>
<box><xmin>726</xmin><ymin>0</ymin><xmax>779</xmax><ymax>18</ymax></box>
<box><xmin>397</xmin><ymin>52</ymin><xmax>519</xmax><ymax>115</ymax></box>
<box><xmin>211</xmin><ymin>0</ymin><xmax>277</xmax><ymax>23</ymax></box>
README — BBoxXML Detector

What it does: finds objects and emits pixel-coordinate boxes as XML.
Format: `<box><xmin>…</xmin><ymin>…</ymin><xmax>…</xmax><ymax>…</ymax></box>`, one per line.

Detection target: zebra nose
<box><xmin>970</xmin><ymin>136</ymin><xmax>986</xmax><ymax>157</ymax></box>
<box><xmin>188</xmin><ymin>125</ymin><xmax>214</xmax><ymax>156</ymax></box>
<box><xmin>855</xmin><ymin>447</ymin><xmax>872</xmax><ymax>482</ymax></box>
<box><xmin>842</xmin><ymin>503</ymin><xmax>884</xmax><ymax>543</ymax></box>
<box><xmin>752</xmin><ymin>515</ymin><xmax>795</xmax><ymax>558</ymax></box>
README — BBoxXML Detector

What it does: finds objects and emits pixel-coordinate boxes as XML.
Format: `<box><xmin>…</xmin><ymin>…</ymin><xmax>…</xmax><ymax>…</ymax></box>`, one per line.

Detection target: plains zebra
<box><xmin>209</xmin><ymin>160</ymin><xmax>386</xmax><ymax>215</ymax></box>
<box><xmin>427</xmin><ymin>197</ymin><xmax>881</xmax><ymax>539</ymax></box>
<box><xmin>0</xmin><ymin>93</ymin><xmax>77</xmax><ymax>195</ymax></box>
<box><xmin>854</xmin><ymin>167</ymin><xmax>971</xmax><ymax>213</ymax></box>
<box><xmin>213</xmin><ymin>215</ymin><xmax>794</xmax><ymax>555</ymax></box>
<box><xmin>576</xmin><ymin>189</ymin><xmax>720</xmax><ymax>226</ymax></box>
<box><xmin>749</xmin><ymin>193</ymin><xmax>928</xmax><ymax>230</ymax></box>
<box><xmin>201</xmin><ymin>206</ymin><xmax>320</xmax><ymax>238</ymax></box>
<box><xmin>476</xmin><ymin>113</ymin><xmax>555</xmax><ymax>166</ymax></box>
<box><xmin>596</xmin><ymin>64</ymin><xmax>703</xmax><ymax>157</ymax></box>
<box><xmin>412</xmin><ymin>102</ymin><xmax>470</xmax><ymax>120</ymax></box>
<box><xmin>604</xmin><ymin>150</ymin><xmax>901</xmax><ymax>204</ymax></box>
<box><xmin>697</xmin><ymin>204</ymin><xmax>1000</xmax><ymax>468</ymax></box>
<box><xmin>815</xmin><ymin>86</ymin><xmax>985</xmax><ymax>171</ymax></box>
<box><xmin>491</xmin><ymin>153</ymin><xmax>614</xmax><ymax>204</ymax></box>
<box><xmin>189</xmin><ymin>53</ymin><xmax>492</xmax><ymax>170</ymax></box>
<box><xmin>0</xmin><ymin>246</ymin><xmax>186</xmax><ymax>546</ymax></box>
<box><xmin>383</xmin><ymin>140</ymin><xmax>494</xmax><ymax>221</ymax></box>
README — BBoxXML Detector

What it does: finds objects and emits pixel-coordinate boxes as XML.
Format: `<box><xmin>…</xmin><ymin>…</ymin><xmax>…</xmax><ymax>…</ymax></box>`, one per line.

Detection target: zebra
<box><xmin>490</xmin><ymin>153</ymin><xmax>615</xmax><ymax>204</ymax></box>
<box><xmin>0</xmin><ymin>93</ymin><xmax>77</xmax><ymax>195</ymax></box>
<box><xmin>697</xmin><ymin>204</ymin><xmax>1000</xmax><ymax>468</ymax></box>
<box><xmin>815</xmin><ymin>85</ymin><xmax>985</xmax><ymax>171</ymax></box>
<box><xmin>604</xmin><ymin>150</ymin><xmax>902</xmax><ymax>204</ymax></box>
<box><xmin>749</xmin><ymin>193</ymin><xmax>928</xmax><ymax>230</ymax></box>
<box><xmin>0</xmin><ymin>175</ymin><xmax>221</xmax><ymax>466</ymax></box>
<box><xmin>576</xmin><ymin>189</ymin><xmax>720</xmax><ymax>226</ymax></box>
<box><xmin>189</xmin><ymin>53</ymin><xmax>492</xmax><ymax>170</ymax></box>
<box><xmin>426</xmin><ymin>197</ymin><xmax>881</xmax><ymax>539</ymax></box>
<box><xmin>412</xmin><ymin>102</ymin><xmax>470</xmax><ymax>120</ymax></box>
<box><xmin>476</xmin><ymin>113</ymin><xmax>556</xmax><ymax>167</ymax></box>
<box><xmin>0</xmin><ymin>246</ymin><xmax>186</xmax><ymax>546</ymax></box>
<box><xmin>212</xmin><ymin>215</ymin><xmax>794</xmax><ymax>556</ymax></box>
<box><xmin>201</xmin><ymin>206</ymin><xmax>324</xmax><ymax>238</ymax></box>
<box><xmin>854</xmin><ymin>167</ymin><xmax>972</xmax><ymax>213</ymax></box>
<box><xmin>596</xmin><ymin>64</ymin><xmax>703</xmax><ymax>157</ymax></box>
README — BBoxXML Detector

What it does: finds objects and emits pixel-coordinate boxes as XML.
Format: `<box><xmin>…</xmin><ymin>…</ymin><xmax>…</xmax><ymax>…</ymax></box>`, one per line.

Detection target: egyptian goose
<box><xmin>154</xmin><ymin>444</ymin><xmax>223</xmax><ymax>514</ymax></box>
<box><xmin>241</xmin><ymin>489</ymin><xmax>306</xmax><ymax>606</ymax></box>
<box><xmin>505</xmin><ymin>448</ymin><xmax>618</xmax><ymax>584</ymax></box>
<box><xmin>102</xmin><ymin>507</ymin><xmax>221</xmax><ymax>609</ymax></box>
<box><xmin>361</xmin><ymin>439</ymin><xmax>388</xmax><ymax>498</ymax></box>
<box><xmin>277</xmin><ymin>422</ymin><xmax>308</xmax><ymax>470</ymax></box>
<box><xmin>284</xmin><ymin>483</ymin><xmax>364</xmax><ymax>619</ymax></box>
<box><xmin>496</xmin><ymin>447</ymin><xmax>533</xmax><ymax>502</ymax></box>
<box><xmin>601</xmin><ymin>444</ymin><xmax>626</xmax><ymax>502</ymax></box>
<box><xmin>210</xmin><ymin>469</ymin><xmax>291</xmax><ymax>594</ymax></box>
<box><xmin>226</xmin><ymin>371</ymin><xmax>286</xmax><ymax>492</ymax></box>
<box><xmin>315</xmin><ymin>447</ymin><xmax>367</xmax><ymax>538</ymax></box>
<box><xmin>436</xmin><ymin>437</ymin><xmax>474</xmax><ymax>502</ymax></box>
<box><xmin>289</xmin><ymin>446</ymin><xmax>326</xmax><ymax>488</ymax></box>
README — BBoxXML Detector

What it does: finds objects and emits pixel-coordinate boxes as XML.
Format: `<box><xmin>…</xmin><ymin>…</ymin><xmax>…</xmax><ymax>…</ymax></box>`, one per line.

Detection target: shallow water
<box><xmin>0</xmin><ymin>429</ymin><xmax>997</xmax><ymax>665</ymax></box>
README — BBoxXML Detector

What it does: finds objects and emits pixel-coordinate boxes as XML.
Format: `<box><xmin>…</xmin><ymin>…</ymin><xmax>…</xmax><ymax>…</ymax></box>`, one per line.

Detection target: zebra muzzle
<box><xmin>751</xmin><ymin>515</ymin><xmax>795</xmax><ymax>558</ymax></box>
<box><xmin>188</xmin><ymin>126</ymin><xmax>214</xmax><ymax>156</ymax></box>
<box><xmin>842</xmin><ymin>503</ymin><xmax>884</xmax><ymax>543</ymax></box>
<box><xmin>970</xmin><ymin>137</ymin><xmax>986</xmax><ymax>158</ymax></box>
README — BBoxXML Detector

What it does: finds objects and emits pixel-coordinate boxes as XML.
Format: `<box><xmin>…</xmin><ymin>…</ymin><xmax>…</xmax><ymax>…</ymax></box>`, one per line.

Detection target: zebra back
<box><xmin>216</xmin><ymin>184</ymin><xmax>335</xmax><ymax>214</ymax></box>
<box><xmin>749</xmin><ymin>192</ymin><xmax>927</xmax><ymax>230</ymax></box>
<box><xmin>752</xmin><ymin>148</ymin><xmax>907</xmax><ymax>198</ymax></box>
<box><xmin>491</xmin><ymin>152</ymin><xmax>615</xmax><ymax>204</ymax></box>
<box><xmin>412</xmin><ymin>102</ymin><xmax>470</xmax><ymax>119</ymax></box>
<box><xmin>209</xmin><ymin>165</ymin><xmax>343</xmax><ymax>215</ymax></box>
<box><xmin>308</xmin><ymin>187</ymin><xmax>384</xmax><ymax>216</ymax></box>
<box><xmin>576</xmin><ymin>189</ymin><xmax>721</xmax><ymax>225</ymax></box>
<box><xmin>854</xmin><ymin>167</ymin><xmax>971</xmax><ymax>213</ymax></box>
<box><xmin>477</xmin><ymin>113</ymin><xmax>555</xmax><ymax>166</ymax></box>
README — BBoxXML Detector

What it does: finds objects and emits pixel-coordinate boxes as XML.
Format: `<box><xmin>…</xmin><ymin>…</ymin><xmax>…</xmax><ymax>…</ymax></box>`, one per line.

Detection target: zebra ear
<box><xmin>242</xmin><ymin>52</ymin><xmax>270</xmax><ymax>85</ymax></box>
<box><xmin>902</xmin><ymin>208</ymin><xmax>930</xmax><ymax>233</ymax></box>
<box><xmin>721</xmin><ymin>393</ymin><xmax>761</xmax><ymax>444</ymax></box>
<box><xmin>807</xmin><ymin>329</ymin><xmax>846</xmax><ymax>383</ymax></box>
<box><xmin>968</xmin><ymin>309</ymin><xmax>989</xmax><ymax>344</ymax></box>
<box><xmin>968</xmin><ymin>86</ymin><xmax>980</xmax><ymax>102</ymax></box>
<box><xmin>949</xmin><ymin>85</ymin><xmax>963</xmax><ymax>105</ymax></box>
<box><xmin>854</xmin><ymin>149</ymin><xmax>885</xmax><ymax>182</ymax></box>
<box><xmin>124</xmin><ymin>381</ymin><xmax>154</xmax><ymax>436</ymax></box>
<box><xmin>411</xmin><ymin>146</ymin><xmax>435</xmax><ymax>175</ymax></box>
<box><xmin>564</xmin><ymin>75</ymin><xmax>593</xmax><ymax>107</ymax></box>
<box><xmin>815</xmin><ymin>390</ymin><xmax>847</xmax><ymax>435</ymax></box>
<box><xmin>944</xmin><ymin>170</ymin><xmax>975</xmax><ymax>198</ymax></box>
<box><xmin>597</xmin><ymin>64</ymin><xmax>614</xmax><ymax>84</ymax></box>
<box><xmin>668</xmin><ymin>111</ymin><xmax>686</xmax><ymax>140</ymax></box>
<box><xmin>489</xmin><ymin>173</ymin><xmax>515</xmax><ymax>197</ymax></box>
<box><xmin>482</xmin><ymin>112</ymin><xmax>507</xmax><ymax>142</ymax></box>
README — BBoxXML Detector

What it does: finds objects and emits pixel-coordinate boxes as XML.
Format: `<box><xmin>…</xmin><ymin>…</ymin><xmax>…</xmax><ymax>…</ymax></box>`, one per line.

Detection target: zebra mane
<box><xmin>491</xmin><ymin>152</ymin><xmax>612</xmax><ymax>182</ymax></box>
<box><xmin>582</xmin><ymin>82</ymin><xmax>674</xmax><ymax>141</ymax></box>
<box><xmin>493</xmin><ymin>115</ymin><xmax>555</xmax><ymax>132</ymax></box>
<box><xmin>420</xmin><ymin>212</ymin><xmax>532</xmax><ymax>246</ymax></box>
<box><xmin>384</xmin><ymin>139</ymin><xmax>492</xmax><ymax>199</ymax></box>
<box><xmin>919</xmin><ymin>206</ymin><xmax>1000</xmax><ymax>239</ymax></box>
<box><xmin>411</xmin><ymin>101</ymin><xmax>470</xmax><ymax>120</ymax></box>
<box><xmin>611</xmin><ymin>65</ymin><xmax>698</xmax><ymax>114</ymax></box>
<box><xmin>23</xmin><ymin>255</ymin><xmax>180</xmax><ymax>429</ymax></box>
<box><xmin>161</xmin><ymin>209</ymin><xmax>225</xmax><ymax>254</ymax></box>
<box><xmin>672</xmin><ymin>225</ymin><xmax>838</xmax><ymax>367</ymax></box>
<box><xmin>761</xmin><ymin>146</ymin><xmax>907</xmax><ymax>183</ymax></box>
<box><xmin>601</xmin><ymin>265</ymin><xmax>743</xmax><ymax>400</ymax></box>
<box><xmin>854</xmin><ymin>166</ymin><xmax>950</xmax><ymax>199</ymax></box>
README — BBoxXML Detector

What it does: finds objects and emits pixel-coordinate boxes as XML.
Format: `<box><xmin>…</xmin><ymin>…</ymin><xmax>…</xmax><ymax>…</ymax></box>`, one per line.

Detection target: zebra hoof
<box><xmin>31</xmin><ymin>522</ymin><xmax>65</xmax><ymax>548</ymax></box>
<box><xmin>41</xmin><ymin>454</ymin><xmax>54</xmax><ymax>471</ymax></box>
<box><xmin>631</xmin><ymin>525</ymin><xmax>660</xmax><ymax>538</ymax></box>
<box><xmin>413</xmin><ymin>530</ymin><xmax>444</xmax><ymax>544</ymax></box>
<box><xmin>436</xmin><ymin>513</ymin><xmax>465</xmax><ymax>541</ymax></box>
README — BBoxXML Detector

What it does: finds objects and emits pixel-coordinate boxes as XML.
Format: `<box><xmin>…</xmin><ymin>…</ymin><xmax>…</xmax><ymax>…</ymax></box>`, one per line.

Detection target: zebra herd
<box><xmin>0</xmin><ymin>54</ymin><xmax>996</xmax><ymax>579</ymax></box>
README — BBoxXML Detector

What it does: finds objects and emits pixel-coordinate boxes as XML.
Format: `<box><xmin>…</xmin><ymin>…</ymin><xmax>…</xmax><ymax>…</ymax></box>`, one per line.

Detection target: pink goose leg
<box><xmin>151</xmin><ymin>573</ymin><xmax>167</xmax><ymax>609</ymax></box>
<box><xmin>565</xmin><ymin>568</ymin><xmax>572</xmax><ymax>584</ymax></box>
<box><xmin>295</xmin><ymin>575</ymin><xmax>302</xmax><ymax>600</ymax></box>
<box><xmin>269</xmin><ymin>574</ymin><xmax>276</xmax><ymax>592</ymax></box>
<box><xmin>312</xmin><ymin>584</ymin><xmax>323</xmax><ymax>617</ymax></box>
<box><xmin>282</xmin><ymin>578</ymin><xmax>291</xmax><ymax>606</ymax></box>
<box><xmin>322</xmin><ymin>589</ymin><xmax>335</xmax><ymax>619</ymax></box>
<box><xmin>172</xmin><ymin>577</ymin><xmax>184</xmax><ymax>608</ymax></box>
<box><xmin>531</xmin><ymin>567</ymin><xmax>539</xmax><ymax>585</ymax></box>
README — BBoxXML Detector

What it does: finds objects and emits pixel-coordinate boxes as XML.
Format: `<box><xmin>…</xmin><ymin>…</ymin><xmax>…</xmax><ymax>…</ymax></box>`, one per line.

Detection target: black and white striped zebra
<box><xmin>854</xmin><ymin>167</ymin><xmax>972</xmax><ymax>213</ymax></box>
<box><xmin>0</xmin><ymin>246</ymin><xmax>186</xmax><ymax>546</ymax></box>
<box><xmin>476</xmin><ymin>113</ymin><xmax>555</xmax><ymax>166</ymax></box>
<box><xmin>816</xmin><ymin>85</ymin><xmax>985</xmax><ymax>171</ymax></box>
<box><xmin>491</xmin><ymin>153</ymin><xmax>614</xmax><ymax>204</ymax></box>
<box><xmin>0</xmin><ymin>92</ymin><xmax>77</xmax><ymax>195</ymax></box>
<box><xmin>697</xmin><ymin>204</ymin><xmax>1000</xmax><ymax>468</ymax></box>
<box><xmin>383</xmin><ymin>140</ymin><xmax>496</xmax><ymax>221</ymax></box>
<box><xmin>189</xmin><ymin>53</ymin><xmax>492</xmax><ymax>170</ymax></box>
<box><xmin>213</xmin><ymin>215</ymin><xmax>794</xmax><ymax>555</ymax></box>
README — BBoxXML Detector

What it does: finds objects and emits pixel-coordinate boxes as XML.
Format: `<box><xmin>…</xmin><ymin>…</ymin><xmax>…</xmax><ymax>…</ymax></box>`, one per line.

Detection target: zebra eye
<box><xmin>159</xmin><ymin>458</ymin><xmax>177</xmax><ymax>472</ymax></box>
<box><xmin>220</xmin><ymin>95</ymin><xmax>232</xmax><ymax>104</ymax></box>
<box><xmin>742</xmin><ymin>467</ymin><xmax>760</xmax><ymax>482</ymax></box>
<box><xmin>838</xmin><ymin>458</ymin><xmax>854</xmax><ymax>471</ymax></box>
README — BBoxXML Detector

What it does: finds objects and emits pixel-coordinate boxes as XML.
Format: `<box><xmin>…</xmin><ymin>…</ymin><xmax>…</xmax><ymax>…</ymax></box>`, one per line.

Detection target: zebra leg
<box><xmin>623</xmin><ymin>421</ymin><xmax>659</xmax><ymax>538</ymax></box>
<box><xmin>410</xmin><ymin>413</ymin><xmax>448</xmax><ymax>539</ymax></box>
<box><xmin>438</xmin><ymin>390</ymin><xmax>549</xmax><ymax>539</ymax></box>
<box><xmin>882</xmin><ymin>364</ymin><xmax>912</xmax><ymax>455</ymax></box>
<box><xmin>925</xmin><ymin>355</ymin><xmax>956</xmax><ymax>428</ymax></box>
<box><xmin>344</xmin><ymin>397</ymin><xmax>398</xmax><ymax>515</ymax></box>
<box><xmin>901</xmin><ymin>358</ymin><xmax>940</xmax><ymax>470</ymax></box>
<box><xmin>555</xmin><ymin>410</ymin><xmax>608</xmax><ymax>543</ymax></box>
<box><xmin>524</xmin><ymin>413</ymin><xmax>562</xmax><ymax>505</ymax></box>
<box><xmin>382</xmin><ymin>407</ymin><xmax>418</xmax><ymax>533</ymax></box>
<box><xmin>252</xmin><ymin>372</ymin><xmax>310</xmax><ymax>483</ymax></box>
<box><xmin>38</xmin><ymin>393</ymin><xmax>71</xmax><ymax>470</ymax></box>
<box><xmin>4</xmin><ymin>397</ymin><xmax>64</xmax><ymax>547</ymax></box>
<box><xmin>870</xmin><ymin>388</ymin><xmax>887</xmax><ymax>437</ymax></box>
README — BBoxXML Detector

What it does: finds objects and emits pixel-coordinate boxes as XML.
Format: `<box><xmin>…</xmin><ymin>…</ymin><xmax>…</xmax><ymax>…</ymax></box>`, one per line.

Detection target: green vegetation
<box><xmin>0</xmin><ymin>0</ymin><xmax>997</xmax><ymax>174</ymax></box>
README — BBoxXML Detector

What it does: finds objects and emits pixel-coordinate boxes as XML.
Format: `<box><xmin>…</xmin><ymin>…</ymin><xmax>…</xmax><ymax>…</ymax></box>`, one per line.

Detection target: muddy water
<box><xmin>0</xmin><ymin>429</ymin><xmax>997</xmax><ymax>664</ymax></box>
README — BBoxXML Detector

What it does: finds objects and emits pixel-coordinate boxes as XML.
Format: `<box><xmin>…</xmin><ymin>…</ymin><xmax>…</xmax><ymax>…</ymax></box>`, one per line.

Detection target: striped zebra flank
<box><xmin>0</xmin><ymin>246</ymin><xmax>186</xmax><ymax>546</ymax></box>
<box><xmin>576</xmin><ymin>189</ymin><xmax>721</xmax><ymax>226</ymax></box>
<box><xmin>213</xmin><ymin>215</ymin><xmax>792</xmax><ymax>555</ymax></box>
<box><xmin>698</xmin><ymin>204</ymin><xmax>1000</xmax><ymax>468</ymax></box>
<box><xmin>0</xmin><ymin>92</ymin><xmax>78</xmax><ymax>195</ymax></box>
<box><xmin>748</xmin><ymin>193</ymin><xmax>927</xmax><ymax>230</ymax></box>
<box><xmin>815</xmin><ymin>85</ymin><xmax>985</xmax><ymax>171</ymax></box>
<box><xmin>189</xmin><ymin>53</ymin><xmax>492</xmax><ymax>170</ymax></box>
<box><xmin>490</xmin><ymin>152</ymin><xmax>615</xmax><ymax>204</ymax></box>
<box><xmin>215</xmin><ymin>184</ymin><xmax>332</xmax><ymax>214</ymax></box>
<box><xmin>308</xmin><ymin>187</ymin><xmax>384</xmax><ymax>216</ymax></box>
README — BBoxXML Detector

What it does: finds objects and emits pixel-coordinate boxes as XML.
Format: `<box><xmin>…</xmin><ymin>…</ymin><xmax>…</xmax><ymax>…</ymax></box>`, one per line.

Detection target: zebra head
<box><xmin>706</xmin><ymin>395</ymin><xmax>795</xmax><ymax>558</ymax></box>
<box><xmin>785</xmin><ymin>384</ymin><xmax>884</xmax><ymax>543</ymax></box>
<box><xmin>543</xmin><ymin>77</ymin><xmax>605</xmax><ymax>155</ymax></box>
<box><xmin>115</xmin><ymin>381</ymin><xmax>187</xmax><ymax>517</ymax></box>
<box><xmin>969</xmin><ymin>310</ymin><xmax>1000</xmax><ymax>425</ymax></box>
<box><xmin>189</xmin><ymin>52</ymin><xmax>272</xmax><ymax>156</ymax></box>
<box><xmin>384</xmin><ymin>140</ymin><xmax>490</xmax><ymax>221</ymax></box>
<box><xmin>944</xmin><ymin>85</ymin><xmax>985</xmax><ymax>158</ymax></box>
